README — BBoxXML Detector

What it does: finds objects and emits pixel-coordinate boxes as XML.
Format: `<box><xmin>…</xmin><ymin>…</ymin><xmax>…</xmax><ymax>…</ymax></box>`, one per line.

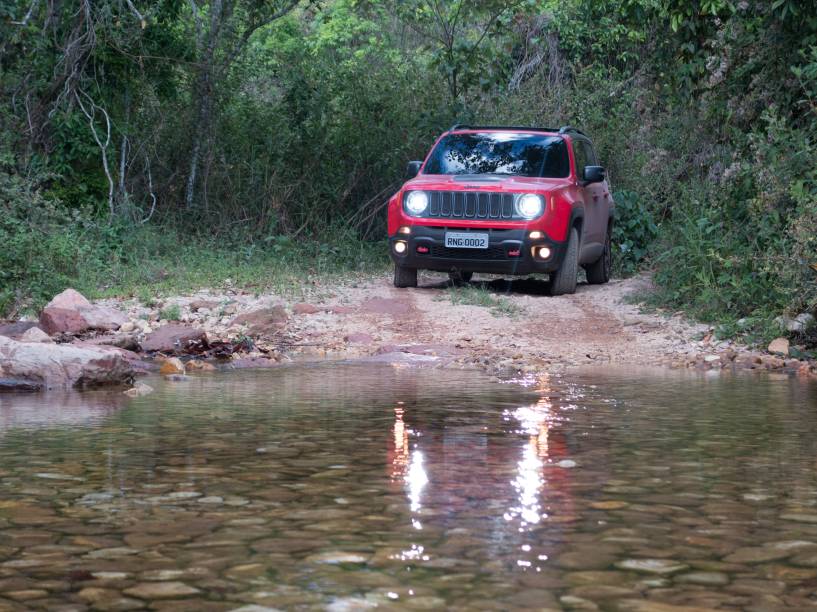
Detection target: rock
<box><xmin>293</xmin><ymin>303</ymin><xmax>320</xmax><ymax>315</ymax></box>
<box><xmin>614</xmin><ymin>559</ymin><xmax>688</xmax><ymax>575</ymax></box>
<box><xmin>344</xmin><ymin>332</ymin><xmax>374</xmax><ymax>345</ymax></box>
<box><xmin>123</xmin><ymin>582</ymin><xmax>200</xmax><ymax>599</ymax></box>
<box><xmin>45</xmin><ymin>288</ymin><xmax>93</xmax><ymax>310</ymax></box>
<box><xmin>78</xmin><ymin>587</ymin><xmax>144</xmax><ymax>610</ymax></box>
<box><xmin>159</xmin><ymin>357</ymin><xmax>185</xmax><ymax>375</ymax></box>
<box><xmin>557</xmin><ymin>460</ymin><xmax>577</xmax><ymax>468</ymax></box>
<box><xmin>723</xmin><ymin>545</ymin><xmax>793</xmax><ymax>564</ymax></box>
<box><xmin>19</xmin><ymin>327</ymin><xmax>53</xmax><ymax>343</ymax></box>
<box><xmin>230</xmin><ymin>306</ymin><xmax>288</xmax><ymax>337</ymax></box>
<box><xmin>305</xmin><ymin>551</ymin><xmax>369</xmax><ymax>564</ymax></box>
<box><xmin>40</xmin><ymin>288</ymin><xmax>127</xmax><ymax>334</ymax></box>
<box><xmin>79</xmin><ymin>306</ymin><xmax>128</xmax><ymax>331</ymax></box>
<box><xmin>614</xmin><ymin>601</ymin><xmax>721</xmax><ymax>612</ymax></box>
<box><xmin>793</xmin><ymin>313</ymin><xmax>816</xmax><ymax>332</ymax></box>
<box><xmin>186</xmin><ymin>360</ymin><xmax>216</xmax><ymax>371</ymax></box>
<box><xmin>119</xmin><ymin>321</ymin><xmax>136</xmax><ymax>333</ymax></box>
<box><xmin>0</xmin><ymin>321</ymin><xmax>40</xmax><ymax>339</ymax></box>
<box><xmin>230</xmin><ymin>357</ymin><xmax>278</xmax><ymax>369</ymax></box>
<box><xmin>39</xmin><ymin>307</ymin><xmax>89</xmax><ymax>335</ymax></box>
<box><xmin>84</xmin><ymin>333</ymin><xmax>141</xmax><ymax>351</ymax></box>
<box><xmin>776</xmin><ymin>313</ymin><xmax>816</xmax><ymax>333</ymax></box>
<box><xmin>767</xmin><ymin>337</ymin><xmax>789</xmax><ymax>356</ymax></box>
<box><xmin>674</xmin><ymin>571</ymin><xmax>729</xmax><ymax>586</ymax></box>
<box><xmin>780</xmin><ymin>513</ymin><xmax>817</xmax><ymax>523</ymax></box>
<box><xmin>140</xmin><ymin>324</ymin><xmax>207</xmax><ymax>353</ymax></box>
<box><xmin>0</xmin><ymin>336</ymin><xmax>134</xmax><ymax>390</ymax></box>
<box><xmin>123</xmin><ymin>382</ymin><xmax>154</xmax><ymax>397</ymax></box>
<box><xmin>561</xmin><ymin>595</ymin><xmax>600</xmax><ymax>610</ymax></box>
<box><xmin>190</xmin><ymin>299</ymin><xmax>219</xmax><ymax>312</ymax></box>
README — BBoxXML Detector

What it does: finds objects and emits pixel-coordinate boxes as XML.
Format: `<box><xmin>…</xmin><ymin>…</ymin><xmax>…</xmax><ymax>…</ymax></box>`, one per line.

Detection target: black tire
<box><xmin>585</xmin><ymin>227</ymin><xmax>612</xmax><ymax>285</ymax></box>
<box><xmin>548</xmin><ymin>227</ymin><xmax>579</xmax><ymax>296</ymax></box>
<box><xmin>448</xmin><ymin>270</ymin><xmax>473</xmax><ymax>283</ymax></box>
<box><xmin>393</xmin><ymin>264</ymin><xmax>417</xmax><ymax>288</ymax></box>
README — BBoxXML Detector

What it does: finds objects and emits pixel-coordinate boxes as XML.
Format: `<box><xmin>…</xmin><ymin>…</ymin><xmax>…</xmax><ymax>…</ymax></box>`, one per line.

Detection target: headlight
<box><xmin>515</xmin><ymin>194</ymin><xmax>544</xmax><ymax>219</ymax></box>
<box><xmin>405</xmin><ymin>191</ymin><xmax>429</xmax><ymax>216</ymax></box>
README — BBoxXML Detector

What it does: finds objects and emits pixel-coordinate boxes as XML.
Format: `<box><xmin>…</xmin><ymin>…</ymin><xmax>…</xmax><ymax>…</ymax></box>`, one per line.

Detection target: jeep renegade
<box><xmin>387</xmin><ymin>125</ymin><xmax>614</xmax><ymax>295</ymax></box>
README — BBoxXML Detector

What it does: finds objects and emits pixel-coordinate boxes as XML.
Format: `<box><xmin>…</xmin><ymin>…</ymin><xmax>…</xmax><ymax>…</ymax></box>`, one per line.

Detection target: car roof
<box><xmin>447</xmin><ymin>124</ymin><xmax>588</xmax><ymax>138</ymax></box>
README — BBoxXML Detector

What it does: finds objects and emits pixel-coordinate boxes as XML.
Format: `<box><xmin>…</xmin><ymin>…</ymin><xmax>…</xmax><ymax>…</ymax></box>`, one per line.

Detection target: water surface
<box><xmin>0</xmin><ymin>365</ymin><xmax>816</xmax><ymax>610</ymax></box>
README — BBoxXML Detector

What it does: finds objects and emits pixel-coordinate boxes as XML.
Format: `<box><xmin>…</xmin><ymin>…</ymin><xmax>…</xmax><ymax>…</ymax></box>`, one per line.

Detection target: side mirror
<box><xmin>583</xmin><ymin>166</ymin><xmax>606</xmax><ymax>184</ymax></box>
<box><xmin>406</xmin><ymin>161</ymin><xmax>422</xmax><ymax>179</ymax></box>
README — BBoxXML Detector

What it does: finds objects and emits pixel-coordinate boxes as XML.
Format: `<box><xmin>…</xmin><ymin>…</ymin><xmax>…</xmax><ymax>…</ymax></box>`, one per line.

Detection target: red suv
<box><xmin>387</xmin><ymin>125</ymin><xmax>614</xmax><ymax>295</ymax></box>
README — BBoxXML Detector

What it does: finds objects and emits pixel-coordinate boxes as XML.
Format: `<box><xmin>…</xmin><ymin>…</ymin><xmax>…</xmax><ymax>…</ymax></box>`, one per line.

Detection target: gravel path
<box><xmin>98</xmin><ymin>272</ymin><xmax>816</xmax><ymax>377</ymax></box>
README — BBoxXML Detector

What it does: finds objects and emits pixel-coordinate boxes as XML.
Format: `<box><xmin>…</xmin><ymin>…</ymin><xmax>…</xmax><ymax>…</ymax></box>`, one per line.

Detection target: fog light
<box><xmin>398</xmin><ymin>226</ymin><xmax>411</xmax><ymax>235</ymax></box>
<box><xmin>529</xmin><ymin>231</ymin><xmax>543</xmax><ymax>240</ymax></box>
<box><xmin>535</xmin><ymin>246</ymin><xmax>552</xmax><ymax>259</ymax></box>
<box><xmin>394</xmin><ymin>241</ymin><xmax>407</xmax><ymax>254</ymax></box>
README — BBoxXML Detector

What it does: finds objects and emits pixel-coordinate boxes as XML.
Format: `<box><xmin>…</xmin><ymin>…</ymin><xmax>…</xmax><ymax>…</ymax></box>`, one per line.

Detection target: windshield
<box><xmin>423</xmin><ymin>132</ymin><xmax>569</xmax><ymax>178</ymax></box>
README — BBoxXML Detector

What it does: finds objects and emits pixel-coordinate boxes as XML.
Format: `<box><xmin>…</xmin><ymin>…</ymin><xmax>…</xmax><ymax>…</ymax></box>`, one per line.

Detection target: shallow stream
<box><xmin>0</xmin><ymin>365</ymin><xmax>816</xmax><ymax>610</ymax></box>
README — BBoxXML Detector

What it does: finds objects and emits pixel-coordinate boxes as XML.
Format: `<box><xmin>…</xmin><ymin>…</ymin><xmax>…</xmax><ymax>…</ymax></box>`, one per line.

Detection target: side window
<box><xmin>582</xmin><ymin>141</ymin><xmax>598</xmax><ymax>166</ymax></box>
<box><xmin>572</xmin><ymin>141</ymin><xmax>587</xmax><ymax>178</ymax></box>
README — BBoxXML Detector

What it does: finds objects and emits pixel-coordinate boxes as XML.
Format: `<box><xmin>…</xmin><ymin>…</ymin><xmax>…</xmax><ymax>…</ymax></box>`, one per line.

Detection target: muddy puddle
<box><xmin>0</xmin><ymin>364</ymin><xmax>815</xmax><ymax>610</ymax></box>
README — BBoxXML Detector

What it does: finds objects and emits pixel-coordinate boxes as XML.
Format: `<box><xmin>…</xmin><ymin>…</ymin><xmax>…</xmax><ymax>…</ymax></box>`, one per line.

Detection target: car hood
<box><xmin>403</xmin><ymin>174</ymin><xmax>569</xmax><ymax>192</ymax></box>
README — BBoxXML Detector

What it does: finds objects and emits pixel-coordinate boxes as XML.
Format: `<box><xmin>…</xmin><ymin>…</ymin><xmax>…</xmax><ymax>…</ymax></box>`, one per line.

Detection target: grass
<box><xmin>7</xmin><ymin>225</ymin><xmax>392</xmax><ymax>315</ymax></box>
<box><xmin>159</xmin><ymin>304</ymin><xmax>182</xmax><ymax>321</ymax></box>
<box><xmin>442</xmin><ymin>284</ymin><xmax>523</xmax><ymax>318</ymax></box>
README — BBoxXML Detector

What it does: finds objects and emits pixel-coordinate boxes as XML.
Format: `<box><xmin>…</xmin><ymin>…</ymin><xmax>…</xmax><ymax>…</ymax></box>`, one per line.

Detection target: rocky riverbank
<box><xmin>1</xmin><ymin>274</ymin><xmax>815</xmax><ymax>391</ymax></box>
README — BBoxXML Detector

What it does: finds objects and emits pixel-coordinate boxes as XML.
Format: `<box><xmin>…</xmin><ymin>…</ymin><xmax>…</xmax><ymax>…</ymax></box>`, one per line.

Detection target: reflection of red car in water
<box><xmin>387</xmin><ymin>125</ymin><xmax>615</xmax><ymax>295</ymax></box>
<box><xmin>387</xmin><ymin>376</ymin><xmax>577</xmax><ymax>568</ymax></box>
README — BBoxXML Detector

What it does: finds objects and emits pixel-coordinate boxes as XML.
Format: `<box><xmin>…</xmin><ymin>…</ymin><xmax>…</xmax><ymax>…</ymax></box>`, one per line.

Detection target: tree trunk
<box><xmin>184</xmin><ymin>0</ymin><xmax>222</xmax><ymax>210</ymax></box>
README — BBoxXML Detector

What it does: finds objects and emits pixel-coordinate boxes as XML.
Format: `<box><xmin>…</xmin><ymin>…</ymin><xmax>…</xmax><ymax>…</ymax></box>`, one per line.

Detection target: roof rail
<box><xmin>447</xmin><ymin>124</ymin><xmax>560</xmax><ymax>133</ymax></box>
<box><xmin>558</xmin><ymin>125</ymin><xmax>587</xmax><ymax>137</ymax></box>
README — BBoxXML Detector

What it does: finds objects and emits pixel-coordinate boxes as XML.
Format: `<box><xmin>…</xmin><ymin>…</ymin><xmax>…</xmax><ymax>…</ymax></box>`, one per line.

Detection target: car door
<box><xmin>578</xmin><ymin>140</ymin><xmax>606</xmax><ymax>256</ymax></box>
<box><xmin>571</xmin><ymin>139</ymin><xmax>591</xmax><ymax>248</ymax></box>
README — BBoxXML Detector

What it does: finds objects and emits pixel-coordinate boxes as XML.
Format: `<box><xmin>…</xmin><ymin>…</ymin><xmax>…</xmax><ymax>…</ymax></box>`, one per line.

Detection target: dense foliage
<box><xmin>1</xmin><ymin>0</ymin><xmax>815</xmax><ymax>343</ymax></box>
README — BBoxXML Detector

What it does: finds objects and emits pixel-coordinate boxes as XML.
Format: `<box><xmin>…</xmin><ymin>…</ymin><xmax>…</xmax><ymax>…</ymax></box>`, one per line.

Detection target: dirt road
<box><xmin>281</xmin><ymin>273</ymin><xmax>713</xmax><ymax>373</ymax></box>
<box><xmin>95</xmin><ymin>271</ymin><xmax>816</xmax><ymax>377</ymax></box>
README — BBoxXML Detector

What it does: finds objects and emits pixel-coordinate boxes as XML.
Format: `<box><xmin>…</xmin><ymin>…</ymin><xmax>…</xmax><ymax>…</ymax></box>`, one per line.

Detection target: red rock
<box><xmin>230</xmin><ymin>306</ymin><xmax>288</xmax><ymax>337</ymax></box>
<box><xmin>293</xmin><ymin>303</ymin><xmax>320</xmax><ymax>315</ymax></box>
<box><xmin>361</xmin><ymin>298</ymin><xmax>410</xmax><ymax>316</ymax></box>
<box><xmin>40</xmin><ymin>307</ymin><xmax>89</xmax><ymax>335</ymax></box>
<box><xmin>326</xmin><ymin>305</ymin><xmax>353</xmax><ymax>314</ymax></box>
<box><xmin>45</xmin><ymin>288</ymin><xmax>93</xmax><ymax>310</ymax></box>
<box><xmin>140</xmin><ymin>325</ymin><xmax>207</xmax><ymax>353</ymax></box>
<box><xmin>39</xmin><ymin>289</ymin><xmax>127</xmax><ymax>334</ymax></box>
<box><xmin>344</xmin><ymin>333</ymin><xmax>374</xmax><ymax>344</ymax></box>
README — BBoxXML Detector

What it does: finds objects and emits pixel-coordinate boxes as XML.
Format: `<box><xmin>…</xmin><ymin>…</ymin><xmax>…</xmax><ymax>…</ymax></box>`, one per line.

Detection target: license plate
<box><xmin>444</xmin><ymin>232</ymin><xmax>489</xmax><ymax>249</ymax></box>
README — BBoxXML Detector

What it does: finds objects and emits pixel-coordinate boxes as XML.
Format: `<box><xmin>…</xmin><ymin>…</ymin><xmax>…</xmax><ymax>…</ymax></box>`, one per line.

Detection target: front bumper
<box><xmin>388</xmin><ymin>226</ymin><xmax>567</xmax><ymax>275</ymax></box>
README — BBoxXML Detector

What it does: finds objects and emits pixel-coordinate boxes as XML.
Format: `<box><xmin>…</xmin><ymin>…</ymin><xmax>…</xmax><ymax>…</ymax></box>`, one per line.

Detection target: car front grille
<box><xmin>418</xmin><ymin>191</ymin><xmax>517</xmax><ymax>220</ymax></box>
<box><xmin>430</xmin><ymin>245</ymin><xmax>509</xmax><ymax>261</ymax></box>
